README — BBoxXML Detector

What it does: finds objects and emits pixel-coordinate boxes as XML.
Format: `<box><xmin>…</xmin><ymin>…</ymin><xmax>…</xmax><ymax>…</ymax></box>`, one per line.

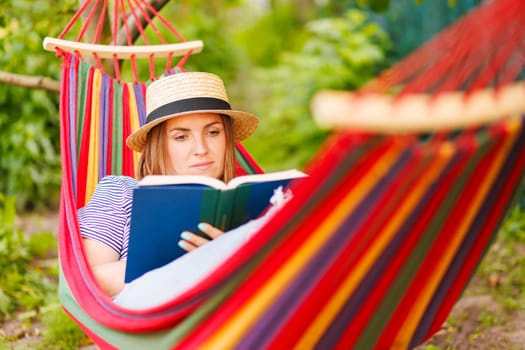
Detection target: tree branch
<box><xmin>1</xmin><ymin>0</ymin><xmax>169</xmax><ymax>92</ymax></box>
<box><xmin>0</xmin><ymin>71</ymin><xmax>60</xmax><ymax>93</ymax></box>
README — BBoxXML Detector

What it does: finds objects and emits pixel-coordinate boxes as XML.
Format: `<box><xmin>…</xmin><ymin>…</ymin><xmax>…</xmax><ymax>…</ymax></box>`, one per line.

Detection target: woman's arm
<box><xmin>83</xmin><ymin>222</ymin><xmax>224</xmax><ymax>297</ymax></box>
<box><xmin>83</xmin><ymin>238</ymin><xmax>126</xmax><ymax>296</ymax></box>
<box><xmin>78</xmin><ymin>176</ymin><xmax>137</xmax><ymax>297</ymax></box>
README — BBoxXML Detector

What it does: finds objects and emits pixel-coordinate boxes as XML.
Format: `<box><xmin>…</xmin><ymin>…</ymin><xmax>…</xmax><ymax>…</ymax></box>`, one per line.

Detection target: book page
<box><xmin>226</xmin><ymin>169</ymin><xmax>307</xmax><ymax>189</ymax></box>
<box><xmin>138</xmin><ymin>169</ymin><xmax>307</xmax><ymax>189</ymax></box>
<box><xmin>139</xmin><ymin>175</ymin><xmax>227</xmax><ymax>189</ymax></box>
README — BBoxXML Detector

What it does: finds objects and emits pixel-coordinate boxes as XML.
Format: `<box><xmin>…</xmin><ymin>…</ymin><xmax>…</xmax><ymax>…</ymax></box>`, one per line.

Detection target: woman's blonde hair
<box><xmin>136</xmin><ymin>115</ymin><xmax>236</xmax><ymax>182</ymax></box>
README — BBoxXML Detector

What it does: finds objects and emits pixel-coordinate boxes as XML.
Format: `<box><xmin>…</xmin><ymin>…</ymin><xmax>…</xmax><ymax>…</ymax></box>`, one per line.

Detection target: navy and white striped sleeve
<box><xmin>78</xmin><ymin>175</ymin><xmax>138</xmax><ymax>260</ymax></box>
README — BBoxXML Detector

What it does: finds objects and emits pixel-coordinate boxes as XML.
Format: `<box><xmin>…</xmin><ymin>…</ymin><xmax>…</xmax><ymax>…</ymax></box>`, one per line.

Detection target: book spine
<box><xmin>213</xmin><ymin>189</ymin><xmax>236</xmax><ymax>231</ymax></box>
<box><xmin>198</xmin><ymin>189</ymin><xmax>221</xmax><ymax>238</ymax></box>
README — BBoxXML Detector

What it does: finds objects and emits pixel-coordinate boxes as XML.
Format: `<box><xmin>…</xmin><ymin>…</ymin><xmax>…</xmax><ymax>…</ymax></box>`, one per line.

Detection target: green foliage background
<box><xmin>0</xmin><ymin>194</ymin><xmax>57</xmax><ymax>320</ymax></box>
<box><xmin>244</xmin><ymin>9</ymin><xmax>389</xmax><ymax>170</ymax></box>
<box><xmin>0</xmin><ymin>1</ymin><xmax>73</xmax><ymax>211</ymax></box>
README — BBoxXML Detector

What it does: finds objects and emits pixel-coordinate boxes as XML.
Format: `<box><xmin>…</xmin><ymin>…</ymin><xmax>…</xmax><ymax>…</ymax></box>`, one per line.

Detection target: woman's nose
<box><xmin>193</xmin><ymin>136</ymin><xmax>208</xmax><ymax>155</ymax></box>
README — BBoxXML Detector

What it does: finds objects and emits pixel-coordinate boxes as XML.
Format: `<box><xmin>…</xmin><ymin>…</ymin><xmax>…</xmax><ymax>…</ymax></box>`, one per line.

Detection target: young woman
<box><xmin>78</xmin><ymin>72</ymin><xmax>290</xmax><ymax>308</ymax></box>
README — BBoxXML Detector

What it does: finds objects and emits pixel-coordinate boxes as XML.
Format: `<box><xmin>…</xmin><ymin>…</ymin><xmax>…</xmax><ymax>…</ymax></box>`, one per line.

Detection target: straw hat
<box><xmin>126</xmin><ymin>72</ymin><xmax>259</xmax><ymax>152</ymax></box>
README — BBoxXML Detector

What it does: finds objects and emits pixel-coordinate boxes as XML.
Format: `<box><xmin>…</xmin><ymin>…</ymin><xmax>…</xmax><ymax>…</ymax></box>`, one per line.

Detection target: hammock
<box><xmin>47</xmin><ymin>0</ymin><xmax>525</xmax><ymax>349</ymax></box>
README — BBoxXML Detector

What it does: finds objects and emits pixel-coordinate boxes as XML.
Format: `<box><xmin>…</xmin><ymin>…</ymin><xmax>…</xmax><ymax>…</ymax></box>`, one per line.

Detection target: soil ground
<box><xmin>417</xmin><ymin>289</ymin><xmax>525</xmax><ymax>349</ymax></box>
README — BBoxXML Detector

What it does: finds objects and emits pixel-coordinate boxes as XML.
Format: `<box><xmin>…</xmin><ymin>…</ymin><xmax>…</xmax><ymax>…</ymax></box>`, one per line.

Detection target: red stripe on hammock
<box><xmin>121</xmin><ymin>85</ymin><xmax>133</xmax><ymax>177</ymax></box>
<box><xmin>76</xmin><ymin>67</ymin><xmax>95</xmax><ymax>208</ymax></box>
<box><xmin>235</xmin><ymin>142</ymin><xmax>264</xmax><ymax>175</ymax></box>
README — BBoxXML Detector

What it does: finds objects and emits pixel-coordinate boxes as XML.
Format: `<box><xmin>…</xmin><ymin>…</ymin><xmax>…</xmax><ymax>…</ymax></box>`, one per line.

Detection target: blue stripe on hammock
<box><xmin>100</xmin><ymin>74</ymin><xmax>110</xmax><ymax>179</ymax></box>
<box><xmin>68</xmin><ymin>55</ymin><xmax>78</xmax><ymax>198</ymax></box>
<box><xmin>133</xmin><ymin>84</ymin><xmax>147</xmax><ymax>127</ymax></box>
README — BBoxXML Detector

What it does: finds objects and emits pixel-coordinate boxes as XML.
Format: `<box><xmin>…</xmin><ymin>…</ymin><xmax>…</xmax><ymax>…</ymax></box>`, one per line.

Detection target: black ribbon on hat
<box><xmin>146</xmin><ymin>97</ymin><xmax>232</xmax><ymax>123</ymax></box>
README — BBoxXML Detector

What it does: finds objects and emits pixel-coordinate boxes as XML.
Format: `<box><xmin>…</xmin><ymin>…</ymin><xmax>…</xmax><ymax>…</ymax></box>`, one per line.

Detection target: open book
<box><xmin>125</xmin><ymin>169</ymin><xmax>307</xmax><ymax>282</ymax></box>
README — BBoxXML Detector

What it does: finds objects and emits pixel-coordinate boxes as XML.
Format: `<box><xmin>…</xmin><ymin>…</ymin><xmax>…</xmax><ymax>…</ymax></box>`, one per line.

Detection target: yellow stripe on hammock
<box><xmin>85</xmin><ymin>69</ymin><xmax>102</xmax><ymax>203</ymax></box>
<box><xmin>126</xmin><ymin>83</ymin><xmax>141</xmax><ymax>178</ymax></box>
<box><xmin>201</xmin><ymin>144</ymin><xmax>406</xmax><ymax>349</ymax></box>
<box><xmin>296</xmin><ymin>142</ymin><xmax>454</xmax><ymax>349</ymax></box>
<box><xmin>394</xmin><ymin>118</ymin><xmax>522</xmax><ymax>345</ymax></box>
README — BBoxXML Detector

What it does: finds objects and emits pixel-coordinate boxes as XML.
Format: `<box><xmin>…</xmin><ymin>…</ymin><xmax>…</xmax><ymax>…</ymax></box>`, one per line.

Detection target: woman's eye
<box><xmin>208</xmin><ymin>130</ymin><xmax>220</xmax><ymax>137</ymax></box>
<box><xmin>174</xmin><ymin>134</ymin><xmax>188</xmax><ymax>141</ymax></box>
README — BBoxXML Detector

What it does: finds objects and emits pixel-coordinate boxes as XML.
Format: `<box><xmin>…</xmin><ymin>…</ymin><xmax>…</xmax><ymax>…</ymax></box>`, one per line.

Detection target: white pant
<box><xmin>113</xmin><ymin>187</ymin><xmax>289</xmax><ymax>309</ymax></box>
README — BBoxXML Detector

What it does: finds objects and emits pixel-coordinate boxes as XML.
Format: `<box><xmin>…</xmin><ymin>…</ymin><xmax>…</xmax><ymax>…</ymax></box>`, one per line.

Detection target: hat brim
<box><xmin>126</xmin><ymin>110</ymin><xmax>259</xmax><ymax>152</ymax></box>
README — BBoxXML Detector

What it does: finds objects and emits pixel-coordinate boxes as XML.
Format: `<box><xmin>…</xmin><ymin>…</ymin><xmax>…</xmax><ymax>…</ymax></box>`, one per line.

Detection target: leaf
<box><xmin>0</xmin><ymin>287</ymin><xmax>12</xmax><ymax>315</ymax></box>
<box><xmin>0</xmin><ymin>195</ymin><xmax>16</xmax><ymax>227</ymax></box>
<box><xmin>357</xmin><ymin>0</ymin><xmax>391</xmax><ymax>13</ymax></box>
<box><xmin>369</xmin><ymin>0</ymin><xmax>391</xmax><ymax>13</ymax></box>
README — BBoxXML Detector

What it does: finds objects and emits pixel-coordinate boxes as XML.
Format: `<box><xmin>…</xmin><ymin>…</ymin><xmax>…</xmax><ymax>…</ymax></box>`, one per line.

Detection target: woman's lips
<box><xmin>191</xmin><ymin>161</ymin><xmax>214</xmax><ymax>170</ymax></box>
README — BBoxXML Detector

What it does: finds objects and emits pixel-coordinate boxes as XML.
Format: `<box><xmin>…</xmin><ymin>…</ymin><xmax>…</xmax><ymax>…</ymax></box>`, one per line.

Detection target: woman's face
<box><xmin>165</xmin><ymin>113</ymin><xmax>226</xmax><ymax>179</ymax></box>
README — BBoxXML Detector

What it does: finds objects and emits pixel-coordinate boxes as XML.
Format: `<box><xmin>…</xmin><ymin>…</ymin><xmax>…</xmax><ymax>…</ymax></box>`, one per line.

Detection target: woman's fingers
<box><xmin>178</xmin><ymin>223</ymin><xmax>224</xmax><ymax>252</ymax></box>
<box><xmin>198</xmin><ymin>223</ymin><xmax>224</xmax><ymax>239</ymax></box>
<box><xmin>178</xmin><ymin>231</ymin><xmax>207</xmax><ymax>251</ymax></box>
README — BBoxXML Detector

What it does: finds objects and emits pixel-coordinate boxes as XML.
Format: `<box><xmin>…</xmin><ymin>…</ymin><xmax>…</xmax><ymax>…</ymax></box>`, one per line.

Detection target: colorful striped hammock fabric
<box><xmin>55</xmin><ymin>0</ymin><xmax>525</xmax><ymax>348</ymax></box>
<box><xmin>58</xmin><ymin>51</ymin><xmax>525</xmax><ymax>349</ymax></box>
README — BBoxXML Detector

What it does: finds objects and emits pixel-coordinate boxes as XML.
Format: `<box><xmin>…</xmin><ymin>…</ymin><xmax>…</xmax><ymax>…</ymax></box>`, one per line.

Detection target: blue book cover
<box><xmin>125</xmin><ymin>169</ymin><xmax>307</xmax><ymax>282</ymax></box>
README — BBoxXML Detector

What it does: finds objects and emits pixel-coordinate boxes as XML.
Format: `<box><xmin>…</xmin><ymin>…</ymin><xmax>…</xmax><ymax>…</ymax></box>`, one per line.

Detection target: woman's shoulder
<box><xmin>98</xmin><ymin>175</ymin><xmax>139</xmax><ymax>189</ymax></box>
<box><xmin>93</xmin><ymin>175</ymin><xmax>138</xmax><ymax>200</ymax></box>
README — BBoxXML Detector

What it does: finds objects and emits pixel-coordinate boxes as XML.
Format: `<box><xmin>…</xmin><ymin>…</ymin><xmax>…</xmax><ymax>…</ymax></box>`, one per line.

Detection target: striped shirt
<box><xmin>78</xmin><ymin>175</ymin><xmax>138</xmax><ymax>260</ymax></box>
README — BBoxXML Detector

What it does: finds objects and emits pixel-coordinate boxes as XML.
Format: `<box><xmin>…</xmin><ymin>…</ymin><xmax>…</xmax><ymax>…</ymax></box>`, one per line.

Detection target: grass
<box><xmin>0</xmin><ymin>194</ymin><xmax>56</xmax><ymax>321</ymax></box>
<box><xmin>470</xmin><ymin>205</ymin><xmax>525</xmax><ymax>311</ymax></box>
<box><xmin>0</xmin><ymin>195</ymin><xmax>90</xmax><ymax>349</ymax></box>
<box><xmin>418</xmin><ymin>203</ymin><xmax>525</xmax><ymax>349</ymax></box>
<box><xmin>38</xmin><ymin>304</ymin><xmax>92</xmax><ymax>350</ymax></box>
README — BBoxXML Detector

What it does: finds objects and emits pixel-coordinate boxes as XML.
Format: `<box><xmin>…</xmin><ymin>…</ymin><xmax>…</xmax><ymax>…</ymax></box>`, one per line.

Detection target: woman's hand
<box><xmin>178</xmin><ymin>223</ymin><xmax>224</xmax><ymax>252</ymax></box>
